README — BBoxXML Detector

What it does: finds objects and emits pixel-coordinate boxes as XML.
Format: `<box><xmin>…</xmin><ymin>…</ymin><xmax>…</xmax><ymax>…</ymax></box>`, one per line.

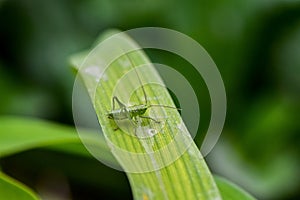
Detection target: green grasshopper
<box><xmin>107</xmin><ymin>52</ymin><xmax>180</xmax><ymax>132</ymax></box>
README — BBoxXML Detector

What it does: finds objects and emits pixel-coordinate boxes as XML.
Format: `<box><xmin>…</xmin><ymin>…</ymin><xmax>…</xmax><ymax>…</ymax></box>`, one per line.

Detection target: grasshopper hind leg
<box><xmin>112</xmin><ymin>96</ymin><xmax>126</xmax><ymax>109</ymax></box>
<box><xmin>139</xmin><ymin>115</ymin><xmax>161</xmax><ymax>124</ymax></box>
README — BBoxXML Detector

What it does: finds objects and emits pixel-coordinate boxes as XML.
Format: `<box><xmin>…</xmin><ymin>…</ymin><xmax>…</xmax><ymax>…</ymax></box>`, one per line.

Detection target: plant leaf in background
<box><xmin>0</xmin><ymin>116</ymin><xmax>114</xmax><ymax>163</ymax></box>
<box><xmin>216</xmin><ymin>176</ymin><xmax>255</xmax><ymax>200</ymax></box>
<box><xmin>0</xmin><ymin>172</ymin><xmax>40</xmax><ymax>200</ymax></box>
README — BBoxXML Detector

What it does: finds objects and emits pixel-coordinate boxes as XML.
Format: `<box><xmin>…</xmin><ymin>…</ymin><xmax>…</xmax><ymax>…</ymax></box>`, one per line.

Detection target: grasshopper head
<box><xmin>138</xmin><ymin>107</ymin><xmax>147</xmax><ymax>115</ymax></box>
<box><xmin>107</xmin><ymin>113</ymin><xmax>113</xmax><ymax>119</ymax></box>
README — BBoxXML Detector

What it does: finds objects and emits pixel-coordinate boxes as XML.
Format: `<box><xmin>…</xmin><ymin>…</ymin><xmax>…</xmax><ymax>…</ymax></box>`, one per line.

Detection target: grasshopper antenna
<box><xmin>120</xmin><ymin>48</ymin><xmax>148</xmax><ymax>105</ymax></box>
<box><xmin>149</xmin><ymin>104</ymin><xmax>182</xmax><ymax>110</ymax></box>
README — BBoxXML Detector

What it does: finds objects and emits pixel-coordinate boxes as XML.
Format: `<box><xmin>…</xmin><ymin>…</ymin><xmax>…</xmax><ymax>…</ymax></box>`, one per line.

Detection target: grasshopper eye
<box><xmin>107</xmin><ymin>114</ymin><xmax>113</xmax><ymax>119</ymax></box>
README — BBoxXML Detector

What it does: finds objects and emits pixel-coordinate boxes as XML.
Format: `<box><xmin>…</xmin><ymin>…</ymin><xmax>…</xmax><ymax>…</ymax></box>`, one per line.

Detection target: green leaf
<box><xmin>0</xmin><ymin>116</ymin><xmax>115</xmax><ymax>163</ymax></box>
<box><xmin>215</xmin><ymin>176</ymin><xmax>256</xmax><ymax>200</ymax></box>
<box><xmin>0</xmin><ymin>172</ymin><xmax>40</xmax><ymax>200</ymax></box>
<box><xmin>71</xmin><ymin>30</ymin><xmax>222</xmax><ymax>199</ymax></box>
<box><xmin>0</xmin><ymin>116</ymin><xmax>77</xmax><ymax>157</ymax></box>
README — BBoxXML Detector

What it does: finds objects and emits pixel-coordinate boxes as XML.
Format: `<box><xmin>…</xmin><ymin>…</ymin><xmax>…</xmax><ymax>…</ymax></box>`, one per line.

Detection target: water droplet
<box><xmin>83</xmin><ymin>66</ymin><xmax>103</xmax><ymax>82</ymax></box>
<box><xmin>148</xmin><ymin>129</ymin><xmax>157</xmax><ymax>137</ymax></box>
<box><xmin>118</xmin><ymin>58</ymin><xmax>131</xmax><ymax>68</ymax></box>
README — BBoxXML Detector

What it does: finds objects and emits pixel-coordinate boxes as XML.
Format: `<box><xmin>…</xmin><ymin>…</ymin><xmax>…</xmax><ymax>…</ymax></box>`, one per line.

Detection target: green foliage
<box><xmin>216</xmin><ymin>176</ymin><xmax>255</xmax><ymax>200</ymax></box>
<box><xmin>0</xmin><ymin>172</ymin><xmax>39</xmax><ymax>200</ymax></box>
<box><xmin>0</xmin><ymin>116</ymin><xmax>113</xmax><ymax>161</ymax></box>
<box><xmin>1</xmin><ymin>0</ymin><xmax>299</xmax><ymax>199</ymax></box>
<box><xmin>0</xmin><ymin>116</ymin><xmax>255</xmax><ymax>200</ymax></box>
<box><xmin>0</xmin><ymin>30</ymin><xmax>256</xmax><ymax>200</ymax></box>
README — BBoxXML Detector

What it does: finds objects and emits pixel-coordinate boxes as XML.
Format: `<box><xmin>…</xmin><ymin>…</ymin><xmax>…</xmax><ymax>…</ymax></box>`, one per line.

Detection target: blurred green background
<box><xmin>0</xmin><ymin>0</ymin><xmax>299</xmax><ymax>199</ymax></box>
